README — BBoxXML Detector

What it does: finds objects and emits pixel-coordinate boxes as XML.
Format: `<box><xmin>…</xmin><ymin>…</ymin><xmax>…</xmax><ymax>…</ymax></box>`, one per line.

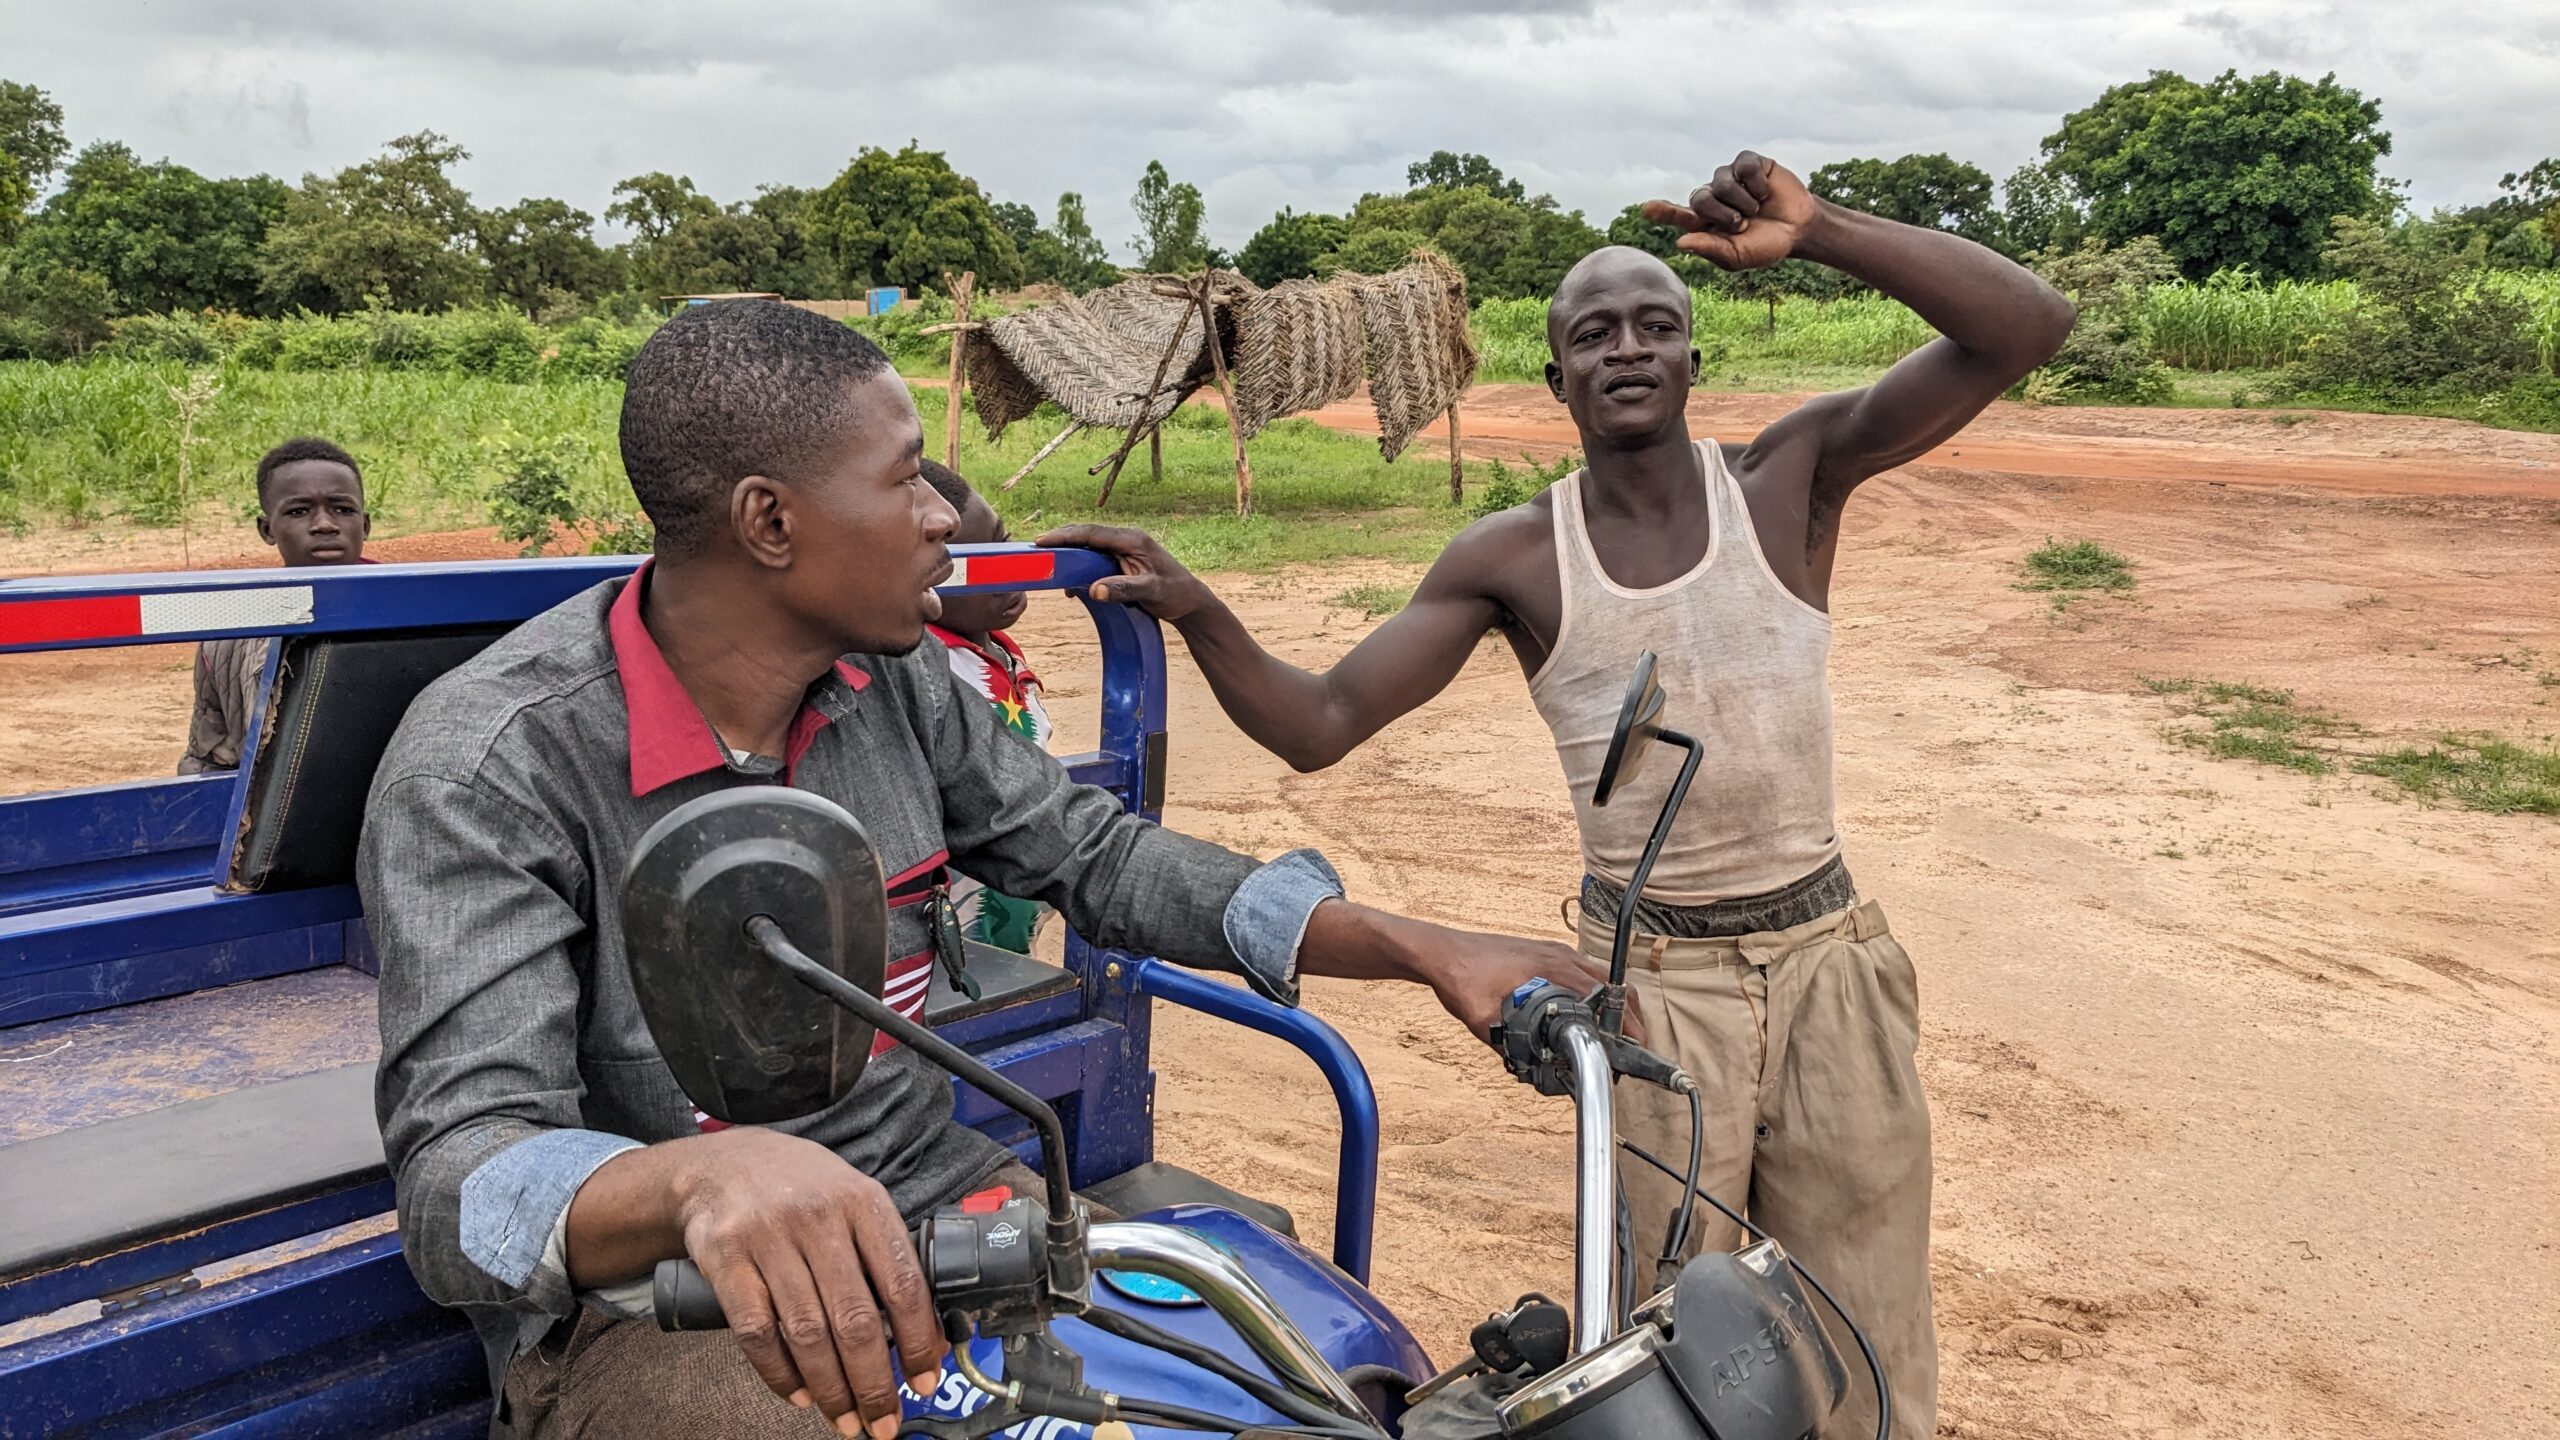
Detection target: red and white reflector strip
<box><xmin>0</xmin><ymin>584</ymin><xmax>315</xmax><ymax>645</ymax></box>
<box><xmin>943</xmin><ymin>551</ymin><xmax>1055</xmax><ymax>589</ymax></box>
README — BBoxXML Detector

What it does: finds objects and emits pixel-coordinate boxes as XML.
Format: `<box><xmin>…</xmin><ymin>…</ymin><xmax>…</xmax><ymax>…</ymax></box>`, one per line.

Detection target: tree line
<box><xmin>3</xmin><ymin>68</ymin><xmax>2554</xmax><ymax>366</ymax></box>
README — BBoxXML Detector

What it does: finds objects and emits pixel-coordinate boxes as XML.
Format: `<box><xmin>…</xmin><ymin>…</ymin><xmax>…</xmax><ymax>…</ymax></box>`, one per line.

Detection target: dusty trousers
<box><xmin>1584</xmin><ymin>898</ymin><xmax>1939</xmax><ymax>1440</ymax></box>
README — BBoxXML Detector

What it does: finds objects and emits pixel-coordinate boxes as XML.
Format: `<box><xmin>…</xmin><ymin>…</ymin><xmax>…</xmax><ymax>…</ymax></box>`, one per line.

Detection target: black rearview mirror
<box><xmin>621</xmin><ymin>788</ymin><xmax>890</xmax><ymax>1125</ymax></box>
<box><xmin>1593</xmin><ymin>650</ymin><xmax>1666</xmax><ymax>808</ymax></box>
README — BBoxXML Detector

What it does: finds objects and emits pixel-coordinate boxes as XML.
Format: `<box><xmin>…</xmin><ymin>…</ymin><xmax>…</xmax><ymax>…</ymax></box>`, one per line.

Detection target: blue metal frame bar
<box><xmin>0</xmin><ymin>774</ymin><xmax>232</xmax><ymax>912</ymax></box>
<box><xmin>0</xmin><ymin>547</ymin><xmax>1122</xmax><ymax>654</ymax></box>
<box><xmin>0</xmin><ymin>1235</ymin><xmax>481</xmax><ymax>1440</ymax></box>
<box><xmin>1130</xmin><ymin>959</ymin><xmax>1381</xmax><ymax>1284</ymax></box>
<box><xmin>0</xmin><ymin>1179</ymin><xmax>395</xmax><ymax>1330</ymax></box>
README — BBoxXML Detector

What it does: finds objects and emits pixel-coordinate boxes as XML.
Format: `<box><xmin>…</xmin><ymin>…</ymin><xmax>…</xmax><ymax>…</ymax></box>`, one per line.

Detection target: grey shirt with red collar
<box><xmin>359</xmin><ymin>566</ymin><xmax>1340</xmax><ymax>1396</ymax></box>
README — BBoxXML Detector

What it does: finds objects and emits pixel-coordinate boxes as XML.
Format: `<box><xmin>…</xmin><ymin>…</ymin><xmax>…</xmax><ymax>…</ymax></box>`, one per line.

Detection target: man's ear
<box><xmin>1690</xmin><ymin>347</ymin><xmax>1702</xmax><ymax>382</ymax></box>
<box><xmin>730</xmin><ymin>475</ymin><xmax>792</xmax><ymax>569</ymax></box>
<box><xmin>1544</xmin><ymin>360</ymin><xmax>1567</xmax><ymax>403</ymax></box>
<box><xmin>255</xmin><ymin>513</ymin><xmax>275</xmax><ymax>545</ymax></box>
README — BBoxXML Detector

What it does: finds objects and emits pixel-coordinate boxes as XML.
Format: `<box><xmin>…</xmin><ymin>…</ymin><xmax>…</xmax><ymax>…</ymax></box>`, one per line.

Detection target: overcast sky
<box><xmin>8</xmin><ymin>0</ymin><xmax>2552</xmax><ymax>259</ymax></box>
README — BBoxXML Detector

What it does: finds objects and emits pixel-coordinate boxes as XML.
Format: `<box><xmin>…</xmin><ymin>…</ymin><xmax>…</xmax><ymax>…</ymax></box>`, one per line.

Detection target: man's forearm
<box><xmin>1293</xmin><ymin>898</ymin><xmax>1454</xmax><ymax>990</ymax></box>
<box><xmin>1793</xmin><ymin>202</ymin><xmax>2074</xmax><ymax>370</ymax></box>
<box><xmin>1174</xmin><ymin>599</ymin><xmax>1358</xmax><ymax>771</ymax></box>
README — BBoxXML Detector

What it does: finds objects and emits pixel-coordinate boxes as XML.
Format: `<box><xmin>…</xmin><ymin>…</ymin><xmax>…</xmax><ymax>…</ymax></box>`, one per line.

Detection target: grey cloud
<box><xmin>9</xmin><ymin>0</ymin><xmax>2552</xmax><ymax>255</ymax></box>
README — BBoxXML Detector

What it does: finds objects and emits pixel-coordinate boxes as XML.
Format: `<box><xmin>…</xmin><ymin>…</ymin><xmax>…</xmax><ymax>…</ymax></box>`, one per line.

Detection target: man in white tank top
<box><xmin>1054</xmin><ymin>151</ymin><xmax>2074</xmax><ymax>1439</ymax></box>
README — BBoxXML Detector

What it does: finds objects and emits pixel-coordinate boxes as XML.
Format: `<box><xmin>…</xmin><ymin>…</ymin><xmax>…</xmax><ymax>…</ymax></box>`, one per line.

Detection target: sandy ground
<box><xmin>4</xmin><ymin>392</ymin><xmax>2556</xmax><ymax>1436</ymax></box>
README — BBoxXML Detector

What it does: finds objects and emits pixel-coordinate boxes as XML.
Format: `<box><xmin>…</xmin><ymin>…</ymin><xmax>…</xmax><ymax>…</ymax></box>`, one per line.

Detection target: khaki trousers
<box><xmin>1585</xmin><ymin>898</ymin><xmax>1938</xmax><ymax>1440</ymax></box>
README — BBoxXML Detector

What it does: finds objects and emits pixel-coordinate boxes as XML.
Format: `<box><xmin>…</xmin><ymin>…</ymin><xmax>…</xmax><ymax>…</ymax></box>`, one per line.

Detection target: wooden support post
<box><xmin>1002</xmin><ymin>420</ymin><xmax>1088</xmax><ymax>491</ymax></box>
<box><xmin>1446</xmin><ymin>400</ymin><xmax>1464</xmax><ymax>504</ymax></box>
<box><xmin>1090</xmin><ymin>309</ymin><xmax>1195</xmax><ymax>479</ymax></box>
<box><xmin>1149</xmin><ymin>427</ymin><xmax>1162</xmax><ymax>486</ymax></box>
<box><xmin>942</xmin><ymin>270</ymin><xmax>974</xmax><ymax>469</ymax></box>
<box><xmin>1192</xmin><ymin>273</ymin><xmax>1253</xmax><ymax>519</ymax></box>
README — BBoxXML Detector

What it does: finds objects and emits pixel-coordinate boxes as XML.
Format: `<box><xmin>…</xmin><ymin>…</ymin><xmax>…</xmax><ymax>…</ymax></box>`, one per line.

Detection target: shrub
<box><xmin>107</xmin><ymin>310</ymin><xmax>233</xmax><ymax>365</ymax></box>
<box><xmin>2027</xmin><ymin>237</ymin><xmax>2177</xmax><ymax>402</ymax></box>
<box><xmin>2287</xmin><ymin>217</ymin><xmax>2541</xmax><ymax>401</ymax></box>
<box><xmin>273</xmin><ymin>310</ymin><xmax>372</xmax><ymax>372</ymax></box>
<box><xmin>432</xmin><ymin>308</ymin><xmax>544</xmax><ymax>381</ymax></box>
<box><xmin>483</xmin><ymin>429</ymin><xmax>587</xmax><ymax>555</ymax></box>
<box><xmin>1469</xmin><ymin>451</ymin><xmax>1576</xmax><ymax>518</ymax></box>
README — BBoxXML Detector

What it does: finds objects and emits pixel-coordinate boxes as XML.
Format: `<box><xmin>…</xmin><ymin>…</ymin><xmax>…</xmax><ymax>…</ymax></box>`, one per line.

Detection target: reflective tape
<box><xmin>0</xmin><ymin>584</ymin><xmax>314</xmax><ymax>644</ymax></box>
<box><xmin>949</xmin><ymin>552</ymin><xmax>1055</xmax><ymax>588</ymax></box>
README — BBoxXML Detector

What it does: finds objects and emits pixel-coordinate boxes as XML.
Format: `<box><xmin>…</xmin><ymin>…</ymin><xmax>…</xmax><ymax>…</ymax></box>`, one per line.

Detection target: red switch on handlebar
<box><xmin>961</xmin><ymin>1184</ymin><xmax>1014</xmax><ymax>1215</ymax></box>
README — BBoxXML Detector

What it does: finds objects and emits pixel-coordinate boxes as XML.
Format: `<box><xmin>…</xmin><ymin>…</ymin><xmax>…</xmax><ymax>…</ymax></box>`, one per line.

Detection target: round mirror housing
<box><xmin>1593</xmin><ymin>650</ymin><xmax>1666</xmax><ymax>808</ymax></box>
<box><xmin>620</xmin><ymin>788</ymin><xmax>890</xmax><ymax>1125</ymax></box>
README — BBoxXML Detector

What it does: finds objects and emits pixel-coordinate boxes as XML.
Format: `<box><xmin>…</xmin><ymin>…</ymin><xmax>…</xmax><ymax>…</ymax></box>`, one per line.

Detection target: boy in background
<box><xmin>178</xmin><ymin>437</ymin><xmax>374</xmax><ymax>773</ymax></box>
<box><xmin>921</xmin><ymin>458</ymin><xmax>1053</xmax><ymax>952</ymax></box>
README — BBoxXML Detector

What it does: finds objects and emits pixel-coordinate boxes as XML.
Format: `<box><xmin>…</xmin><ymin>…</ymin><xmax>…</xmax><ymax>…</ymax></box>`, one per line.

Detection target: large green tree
<box><xmin>259</xmin><ymin>131</ymin><xmax>485</xmax><ymax>312</ymax></box>
<box><xmin>1236</xmin><ymin>207</ymin><xmax>1349</xmax><ymax>286</ymax></box>
<box><xmin>613</xmin><ymin>179</ymin><xmax>836</xmax><ymax>299</ymax></box>
<box><xmin>1327</xmin><ymin>180</ymin><xmax>1603</xmax><ymax>299</ymax></box>
<box><xmin>1809</xmin><ymin>153</ymin><xmax>1998</xmax><ymax>244</ymax></box>
<box><xmin>1406</xmin><ymin>150</ymin><xmax>1525</xmax><ymax>203</ymax></box>
<box><xmin>810</xmin><ymin>145</ymin><xmax>1020</xmax><ymax>294</ymax></box>
<box><xmin>1030</xmin><ymin>192</ymin><xmax>1116</xmax><ymax>292</ymax></box>
<box><xmin>1130</xmin><ymin>160</ymin><xmax>1208</xmax><ymax>272</ymax></box>
<box><xmin>606</xmin><ymin>171</ymin><xmax>719</xmax><ymax>245</ymax></box>
<box><xmin>0</xmin><ymin>81</ymin><xmax>68</xmax><ymax>239</ymax></box>
<box><xmin>477</xmin><ymin>196</ymin><xmax>620</xmax><ymax>314</ymax></box>
<box><xmin>1998</xmin><ymin>163</ymin><xmax>2086</xmax><ymax>257</ymax></box>
<box><xmin>12</xmin><ymin>142</ymin><xmax>288</xmax><ymax>313</ymax></box>
<box><xmin>2043</xmin><ymin>69</ymin><xmax>2392</xmax><ymax>280</ymax></box>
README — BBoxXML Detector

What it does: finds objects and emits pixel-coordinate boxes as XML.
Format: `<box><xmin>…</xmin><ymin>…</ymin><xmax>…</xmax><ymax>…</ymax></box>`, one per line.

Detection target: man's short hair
<box><xmin>620</xmin><ymin>301</ymin><xmax>895</xmax><ymax>559</ymax></box>
<box><xmin>919</xmin><ymin>458</ymin><xmax>973</xmax><ymax>512</ymax></box>
<box><xmin>254</xmin><ymin>437</ymin><xmax>363</xmax><ymax>507</ymax></box>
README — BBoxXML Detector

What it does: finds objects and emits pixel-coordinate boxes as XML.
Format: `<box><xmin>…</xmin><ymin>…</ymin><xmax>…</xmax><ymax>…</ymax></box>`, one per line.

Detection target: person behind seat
<box><xmin>917</xmin><ymin>457</ymin><xmax>1053</xmax><ymax>954</ymax></box>
<box><xmin>358</xmin><ymin>300</ymin><xmax>1618</xmax><ymax>1440</ymax></box>
<box><xmin>177</xmin><ymin>437</ymin><xmax>373</xmax><ymax>774</ymax></box>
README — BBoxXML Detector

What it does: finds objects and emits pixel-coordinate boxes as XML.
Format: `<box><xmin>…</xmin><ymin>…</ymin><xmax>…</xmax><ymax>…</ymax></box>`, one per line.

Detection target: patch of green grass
<box><xmin>2144</xmin><ymin>677</ymin><xmax>2357</xmax><ymax>775</ymax></box>
<box><xmin>2355</xmin><ymin>736</ymin><xmax>2560</xmax><ymax>816</ymax></box>
<box><xmin>925</xmin><ymin>389</ymin><xmax>1470</xmax><ymax>574</ymax></box>
<box><xmin>1327</xmin><ymin>582</ymin><xmax>1414</xmax><ymax>619</ymax></box>
<box><xmin>2017</xmin><ymin>539</ymin><xmax>2135</xmax><ymax>594</ymax></box>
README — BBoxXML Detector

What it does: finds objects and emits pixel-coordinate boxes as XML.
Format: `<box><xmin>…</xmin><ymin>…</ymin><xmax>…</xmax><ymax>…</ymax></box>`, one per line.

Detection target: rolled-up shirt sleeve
<box><xmin>361</xmin><ymin>769</ymin><xmax>608</xmax><ymax>1319</ymax></box>
<box><xmin>923</xmin><ymin>659</ymin><xmax>1340</xmax><ymax>1005</ymax></box>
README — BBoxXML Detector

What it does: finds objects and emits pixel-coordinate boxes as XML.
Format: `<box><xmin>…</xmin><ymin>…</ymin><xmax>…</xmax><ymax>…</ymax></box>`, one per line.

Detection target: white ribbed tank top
<box><xmin>1526</xmin><ymin>442</ymin><xmax>1839</xmax><ymax>904</ymax></box>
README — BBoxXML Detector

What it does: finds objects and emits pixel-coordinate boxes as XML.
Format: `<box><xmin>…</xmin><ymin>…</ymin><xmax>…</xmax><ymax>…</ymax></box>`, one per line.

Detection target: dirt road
<box><xmin>4</xmin><ymin>395</ymin><xmax>2556</xmax><ymax>1437</ymax></box>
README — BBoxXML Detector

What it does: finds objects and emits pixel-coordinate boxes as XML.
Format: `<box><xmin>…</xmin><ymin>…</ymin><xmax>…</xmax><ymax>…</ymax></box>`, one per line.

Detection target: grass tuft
<box><xmin>2017</xmin><ymin>539</ymin><xmax>2136</xmax><ymax>593</ymax></box>
<box><xmin>1327</xmin><ymin>582</ymin><xmax>1415</xmax><ymax>619</ymax></box>
<box><xmin>2355</xmin><ymin>736</ymin><xmax>2560</xmax><ymax>816</ymax></box>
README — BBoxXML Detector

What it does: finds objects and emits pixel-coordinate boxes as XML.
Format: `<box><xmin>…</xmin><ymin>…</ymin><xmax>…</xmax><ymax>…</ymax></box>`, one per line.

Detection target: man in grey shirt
<box><xmin>360</xmin><ymin>300</ymin><xmax>1612</xmax><ymax>1439</ymax></box>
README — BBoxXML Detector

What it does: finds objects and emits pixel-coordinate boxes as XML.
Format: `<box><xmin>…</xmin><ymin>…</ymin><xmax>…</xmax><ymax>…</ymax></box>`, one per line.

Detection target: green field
<box><xmin>0</xmin><ymin>360</ymin><xmax>1476</xmax><ymax>569</ymax></box>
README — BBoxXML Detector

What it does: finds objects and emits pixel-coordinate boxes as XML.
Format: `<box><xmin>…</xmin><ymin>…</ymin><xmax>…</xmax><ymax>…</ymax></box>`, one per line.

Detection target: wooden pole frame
<box><xmin>1002</xmin><ymin>420</ymin><xmax>1087</xmax><ymax>491</ymax></box>
<box><xmin>1191</xmin><ymin>271</ymin><xmax>1253</xmax><ymax>519</ymax></box>
<box><xmin>1446</xmin><ymin>400</ymin><xmax>1464</xmax><ymax>503</ymax></box>
<box><xmin>942</xmin><ymin>270</ymin><xmax>975</xmax><ymax>469</ymax></box>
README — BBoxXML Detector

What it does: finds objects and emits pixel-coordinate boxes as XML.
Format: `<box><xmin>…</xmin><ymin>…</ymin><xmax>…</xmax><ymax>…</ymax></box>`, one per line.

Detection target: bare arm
<box><xmin>1041</xmin><ymin>517</ymin><xmax>1528</xmax><ymax>772</ymax></box>
<box><xmin>1649</xmin><ymin>153</ymin><xmax>2076</xmax><ymax>517</ymax></box>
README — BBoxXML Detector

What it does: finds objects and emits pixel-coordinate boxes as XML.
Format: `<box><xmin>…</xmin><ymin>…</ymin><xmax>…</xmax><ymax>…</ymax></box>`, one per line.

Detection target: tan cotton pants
<box><xmin>1583</xmin><ymin>897</ymin><xmax>1938</xmax><ymax>1440</ymax></box>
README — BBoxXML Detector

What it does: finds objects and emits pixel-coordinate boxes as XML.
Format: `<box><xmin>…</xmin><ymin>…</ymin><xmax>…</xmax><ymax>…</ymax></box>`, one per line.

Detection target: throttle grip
<box><xmin>653</xmin><ymin>1258</ymin><xmax>729</xmax><ymax>1330</ymax></box>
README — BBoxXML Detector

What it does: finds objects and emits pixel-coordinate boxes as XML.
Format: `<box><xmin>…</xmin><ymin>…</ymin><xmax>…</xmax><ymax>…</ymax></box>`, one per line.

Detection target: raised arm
<box><xmin>1648</xmin><ymin>152</ymin><xmax>2076</xmax><ymax>509</ymax></box>
<box><xmin>1041</xmin><ymin>515</ymin><xmax>1524</xmax><ymax>772</ymax></box>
